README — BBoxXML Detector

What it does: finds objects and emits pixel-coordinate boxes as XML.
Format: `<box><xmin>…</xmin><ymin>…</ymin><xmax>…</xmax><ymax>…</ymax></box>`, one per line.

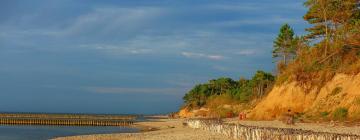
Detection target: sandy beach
<box><xmin>225</xmin><ymin>119</ymin><xmax>360</xmax><ymax>136</ymax></box>
<box><xmin>52</xmin><ymin>119</ymin><xmax>231</xmax><ymax>140</ymax></box>
<box><xmin>53</xmin><ymin>118</ymin><xmax>360</xmax><ymax>140</ymax></box>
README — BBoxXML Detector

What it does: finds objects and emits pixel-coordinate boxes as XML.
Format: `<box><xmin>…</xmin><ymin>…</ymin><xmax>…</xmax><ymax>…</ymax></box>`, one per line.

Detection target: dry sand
<box><xmin>53</xmin><ymin>118</ymin><xmax>360</xmax><ymax>140</ymax></box>
<box><xmin>225</xmin><ymin>119</ymin><xmax>360</xmax><ymax>136</ymax></box>
<box><xmin>52</xmin><ymin>119</ymin><xmax>230</xmax><ymax>140</ymax></box>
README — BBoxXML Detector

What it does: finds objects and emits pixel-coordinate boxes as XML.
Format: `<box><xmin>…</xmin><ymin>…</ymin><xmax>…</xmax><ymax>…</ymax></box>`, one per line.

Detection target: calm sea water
<box><xmin>0</xmin><ymin>125</ymin><xmax>139</xmax><ymax>140</ymax></box>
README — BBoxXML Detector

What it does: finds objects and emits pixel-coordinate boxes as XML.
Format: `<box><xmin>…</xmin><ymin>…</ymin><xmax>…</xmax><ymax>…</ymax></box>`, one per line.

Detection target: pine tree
<box><xmin>304</xmin><ymin>0</ymin><xmax>360</xmax><ymax>55</ymax></box>
<box><xmin>273</xmin><ymin>24</ymin><xmax>296</xmax><ymax>65</ymax></box>
<box><xmin>304</xmin><ymin>0</ymin><xmax>332</xmax><ymax>56</ymax></box>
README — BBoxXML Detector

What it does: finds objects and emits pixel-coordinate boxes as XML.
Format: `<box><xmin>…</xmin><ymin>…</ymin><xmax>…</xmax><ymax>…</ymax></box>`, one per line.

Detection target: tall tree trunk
<box><xmin>321</xmin><ymin>0</ymin><xmax>329</xmax><ymax>56</ymax></box>
<box><xmin>283</xmin><ymin>53</ymin><xmax>287</xmax><ymax>65</ymax></box>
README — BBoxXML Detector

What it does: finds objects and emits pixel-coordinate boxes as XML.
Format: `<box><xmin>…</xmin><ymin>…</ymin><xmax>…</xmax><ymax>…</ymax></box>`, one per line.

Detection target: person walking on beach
<box><xmin>238</xmin><ymin>112</ymin><xmax>246</xmax><ymax>120</ymax></box>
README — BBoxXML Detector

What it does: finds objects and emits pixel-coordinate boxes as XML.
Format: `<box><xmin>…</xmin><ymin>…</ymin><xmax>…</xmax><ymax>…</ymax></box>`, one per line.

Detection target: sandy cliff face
<box><xmin>250</xmin><ymin>73</ymin><xmax>360</xmax><ymax>120</ymax></box>
<box><xmin>178</xmin><ymin>108</ymin><xmax>194</xmax><ymax>118</ymax></box>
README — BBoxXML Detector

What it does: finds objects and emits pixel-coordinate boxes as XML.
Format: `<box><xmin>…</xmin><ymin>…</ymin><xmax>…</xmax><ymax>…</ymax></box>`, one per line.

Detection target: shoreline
<box><xmin>52</xmin><ymin>118</ymin><xmax>229</xmax><ymax>140</ymax></box>
<box><xmin>53</xmin><ymin>118</ymin><xmax>360</xmax><ymax>140</ymax></box>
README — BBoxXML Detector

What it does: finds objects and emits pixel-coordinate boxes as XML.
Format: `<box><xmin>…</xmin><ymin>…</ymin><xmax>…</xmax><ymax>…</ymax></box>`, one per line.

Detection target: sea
<box><xmin>0</xmin><ymin>125</ymin><xmax>139</xmax><ymax>140</ymax></box>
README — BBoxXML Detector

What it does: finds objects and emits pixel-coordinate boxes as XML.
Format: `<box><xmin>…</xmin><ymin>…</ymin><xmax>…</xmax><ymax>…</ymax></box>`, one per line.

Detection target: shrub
<box><xmin>320</xmin><ymin>111</ymin><xmax>329</xmax><ymax>118</ymax></box>
<box><xmin>330</xmin><ymin>87</ymin><xmax>342</xmax><ymax>96</ymax></box>
<box><xmin>332</xmin><ymin>107</ymin><xmax>348</xmax><ymax>120</ymax></box>
<box><xmin>205</xmin><ymin>94</ymin><xmax>237</xmax><ymax>110</ymax></box>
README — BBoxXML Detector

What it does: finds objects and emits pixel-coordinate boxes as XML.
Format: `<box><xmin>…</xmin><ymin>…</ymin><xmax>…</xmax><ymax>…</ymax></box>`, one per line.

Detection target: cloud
<box><xmin>128</xmin><ymin>49</ymin><xmax>153</xmax><ymax>54</ymax></box>
<box><xmin>79</xmin><ymin>44</ymin><xmax>154</xmax><ymax>55</ymax></box>
<box><xmin>181</xmin><ymin>52</ymin><xmax>225</xmax><ymax>60</ymax></box>
<box><xmin>62</xmin><ymin>7</ymin><xmax>165</xmax><ymax>35</ymax></box>
<box><xmin>0</xmin><ymin>6</ymin><xmax>165</xmax><ymax>39</ymax></box>
<box><xmin>235</xmin><ymin>49</ymin><xmax>258</xmax><ymax>55</ymax></box>
<box><xmin>73</xmin><ymin>30</ymin><xmax>272</xmax><ymax>58</ymax></box>
<box><xmin>84</xmin><ymin>87</ymin><xmax>184</xmax><ymax>95</ymax></box>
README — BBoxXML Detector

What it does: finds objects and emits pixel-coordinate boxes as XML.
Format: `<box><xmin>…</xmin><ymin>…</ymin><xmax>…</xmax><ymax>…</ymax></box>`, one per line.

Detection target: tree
<box><xmin>183</xmin><ymin>84</ymin><xmax>211</xmax><ymax>108</ymax></box>
<box><xmin>273</xmin><ymin>24</ymin><xmax>296</xmax><ymax>65</ymax></box>
<box><xmin>346</xmin><ymin>19</ymin><xmax>360</xmax><ymax>47</ymax></box>
<box><xmin>336</xmin><ymin>0</ymin><xmax>360</xmax><ymax>48</ymax></box>
<box><xmin>251</xmin><ymin>71</ymin><xmax>275</xmax><ymax>97</ymax></box>
<box><xmin>304</xmin><ymin>0</ymin><xmax>332</xmax><ymax>56</ymax></box>
<box><xmin>215</xmin><ymin>78</ymin><xmax>236</xmax><ymax>95</ymax></box>
<box><xmin>304</xmin><ymin>0</ymin><xmax>360</xmax><ymax>55</ymax></box>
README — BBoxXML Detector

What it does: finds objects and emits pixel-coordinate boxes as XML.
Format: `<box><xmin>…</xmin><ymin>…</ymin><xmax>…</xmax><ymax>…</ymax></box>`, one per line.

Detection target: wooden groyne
<box><xmin>0</xmin><ymin>113</ymin><xmax>135</xmax><ymax>120</ymax></box>
<box><xmin>0</xmin><ymin>113</ymin><xmax>134</xmax><ymax>126</ymax></box>
<box><xmin>185</xmin><ymin>119</ymin><xmax>360</xmax><ymax>140</ymax></box>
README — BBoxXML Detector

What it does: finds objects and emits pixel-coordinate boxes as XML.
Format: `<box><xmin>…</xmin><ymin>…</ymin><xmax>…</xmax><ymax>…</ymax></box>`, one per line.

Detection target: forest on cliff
<box><xmin>182</xmin><ymin>0</ymin><xmax>360</xmax><ymax>120</ymax></box>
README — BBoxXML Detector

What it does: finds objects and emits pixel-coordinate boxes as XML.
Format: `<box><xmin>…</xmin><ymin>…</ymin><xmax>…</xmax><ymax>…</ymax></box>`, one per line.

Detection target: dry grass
<box><xmin>205</xmin><ymin>94</ymin><xmax>239</xmax><ymax>118</ymax></box>
<box><xmin>277</xmin><ymin>45</ymin><xmax>360</xmax><ymax>91</ymax></box>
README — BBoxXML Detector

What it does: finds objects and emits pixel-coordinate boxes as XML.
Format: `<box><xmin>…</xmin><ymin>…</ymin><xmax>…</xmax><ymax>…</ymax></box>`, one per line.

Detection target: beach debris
<box><xmin>185</xmin><ymin>119</ymin><xmax>360</xmax><ymax>140</ymax></box>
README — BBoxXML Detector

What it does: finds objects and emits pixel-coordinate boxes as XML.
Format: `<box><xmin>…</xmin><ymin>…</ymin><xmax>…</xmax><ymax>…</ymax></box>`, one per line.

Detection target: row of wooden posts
<box><xmin>0</xmin><ymin>113</ymin><xmax>135</xmax><ymax>120</ymax></box>
<box><xmin>0</xmin><ymin>118</ymin><xmax>133</xmax><ymax>126</ymax></box>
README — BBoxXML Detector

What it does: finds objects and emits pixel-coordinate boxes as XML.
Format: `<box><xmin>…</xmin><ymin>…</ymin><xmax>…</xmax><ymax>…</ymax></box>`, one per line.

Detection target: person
<box><xmin>238</xmin><ymin>112</ymin><xmax>243</xmax><ymax>120</ymax></box>
<box><xmin>238</xmin><ymin>112</ymin><xmax>246</xmax><ymax>120</ymax></box>
<box><xmin>286</xmin><ymin>109</ymin><xmax>294</xmax><ymax>125</ymax></box>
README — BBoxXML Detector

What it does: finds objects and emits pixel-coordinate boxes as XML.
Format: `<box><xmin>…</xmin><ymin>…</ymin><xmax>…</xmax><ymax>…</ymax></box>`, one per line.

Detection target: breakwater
<box><xmin>186</xmin><ymin>119</ymin><xmax>360</xmax><ymax>140</ymax></box>
<box><xmin>0</xmin><ymin>113</ymin><xmax>134</xmax><ymax>126</ymax></box>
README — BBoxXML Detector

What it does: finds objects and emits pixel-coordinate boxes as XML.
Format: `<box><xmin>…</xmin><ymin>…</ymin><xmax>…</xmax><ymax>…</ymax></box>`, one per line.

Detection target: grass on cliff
<box><xmin>332</xmin><ymin>108</ymin><xmax>348</xmax><ymax>121</ymax></box>
<box><xmin>276</xmin><ymin>45</ymin><xmax>360</xmax><ymax>90</ymax></box>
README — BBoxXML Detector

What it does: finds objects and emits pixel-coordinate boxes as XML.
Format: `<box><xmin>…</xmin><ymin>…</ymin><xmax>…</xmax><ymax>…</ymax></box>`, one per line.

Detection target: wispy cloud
<box><xmin>181</xmin><ymin>52</ymin><xmax>225</xmax><ymax>60</ymax></box>
<box><xmin>79</xmin><ymin>44</ymin><xmax>154</xmax><ymax>55</ymax></box>
<box><xmin>235</xmin><ymin>49</ymin><xmax>259</xmax><ymax>56</ymax></box>
<box><xmin>63</xmin><ymin>7</ymin><xmax>165</xmax><ymax>36</ymax></box>
<box><xmin>0</xmin><ymin>6</ymin><xmax>165</xmax><ymax>39</ymax></box>
<box><xmin>0</xmin><ymin>0</ymin><xmax>307</xmax><ymax>114</ymax></box>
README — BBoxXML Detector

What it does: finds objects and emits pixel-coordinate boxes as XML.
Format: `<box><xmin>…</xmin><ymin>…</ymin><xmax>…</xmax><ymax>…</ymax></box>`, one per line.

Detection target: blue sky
<box><xmin>0</xmin><ymin>0</ymin><xmax>308</xmax><ymax>114</ymax></box>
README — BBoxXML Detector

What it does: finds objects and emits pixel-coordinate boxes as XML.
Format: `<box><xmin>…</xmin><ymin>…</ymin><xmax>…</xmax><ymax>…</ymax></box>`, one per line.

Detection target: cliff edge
<box><xmin>250</xmin><ymin>73</ymin><xmax>360</xmax><ymax>120</ymax></box>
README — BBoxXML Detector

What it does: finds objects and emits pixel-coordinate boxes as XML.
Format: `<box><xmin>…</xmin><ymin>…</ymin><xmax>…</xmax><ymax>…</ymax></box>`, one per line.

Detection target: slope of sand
<box><xmin>250</xmin><ymin>73</ymin><xmax>360</xmax><ymax>120</ymax></box>
<box><xmin>52</xmin><ymin>119</ymin><xmax>231</xmax><ymax>140</ymax></box>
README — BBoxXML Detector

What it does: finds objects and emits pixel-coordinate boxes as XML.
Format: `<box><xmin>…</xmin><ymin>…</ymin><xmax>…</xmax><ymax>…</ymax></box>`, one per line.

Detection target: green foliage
<box><xmin>320</xmin><ymin>111</ymin><xmax>329</xmax><ymax>118</ymax></box>
<box><xmin>182</xmin><ymin>1</ymin><xmax>360</xmax><ymax>121</ymax></box>
<box><xmin>273</xmin><ymin>24</ymin><xmax>297</xmax><ymax>65</ymax></box>
<box><xmin>276</xmin><ymin>0</ymin><xmax>360</xmax><ymax>87</ymax></box>
<box><xmin>292</xmin><ymin>112</ymin><xmax>305</xmax><ymax>121</ymax></box>
<box><xmin>303</xmin><ymin>0</ymin><xmax>359</xmax><ymax>41</ymax></box>
<box><xmin>183</xmin><ymin>84</ymin><xmax>211</xmax><ymax>108</ymax></box>
<box><xmin>251</xmin><ymin>71</ymin><xmax>275</xmax><ymax>97</ymax></box>
<box><xmin>333</xmin><ymin>107</ymin><xmax>348</xmax><ymax>120</ymax></box>
<box><xmin>182</xmin><ymin>71</ymin><xmax>275</xmax><ymax>108</ymax></box>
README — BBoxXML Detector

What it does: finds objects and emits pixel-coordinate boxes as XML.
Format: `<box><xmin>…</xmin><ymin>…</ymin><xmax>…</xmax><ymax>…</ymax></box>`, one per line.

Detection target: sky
<box><xmin>0</xmin><ymin>0</ymin><xmax>308</xmax><ymax>114</ymax></box>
